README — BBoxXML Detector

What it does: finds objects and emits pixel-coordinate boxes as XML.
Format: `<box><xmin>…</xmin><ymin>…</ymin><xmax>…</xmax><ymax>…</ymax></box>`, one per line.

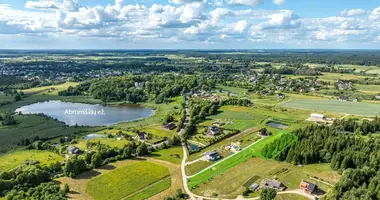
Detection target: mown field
<box><xmin>192</xmin><ymin>157</ymin><xmax>339</xmax><ymax>198</ymax></box>
<box><xmin>21</xmin><ymin>82</ymin><xmax>79</xmax><ymax>95</ymax></box>
<box><xmin>127</xmin><ymin>177</ymin><xmax>171</xmax><ymax>200</ymax></box>
<box><xmin>86</xmin><ymin>161</ymin><xmax>170</xmax><ymax>200</ymax></box>
<box><xmin>151</xmin><ymin>147</ymin><xmax>183</xmax><ymax>165</ymax></box>
<box><xmin>356</xmin><ymin>84</ymin><xmax>380</xmax><ymax>94</ymax></box>
<box><xmin>0</xmin><ymin>150</ymin><xmax>64</xmax><ymax>172</ymax></box>
<box><xmin>281</xmin><ymin>99</ymin><xmax>380</xmax><ymax>116</ymax></box>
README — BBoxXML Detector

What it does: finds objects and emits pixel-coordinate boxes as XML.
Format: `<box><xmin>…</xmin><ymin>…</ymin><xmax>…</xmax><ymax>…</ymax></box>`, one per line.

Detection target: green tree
<box><xmin>136</xmin><ymin>143</ymin><xmax>149</xmax><ymax>156</ymax></box>
<box><xmin>260</xmin><ymin>188</ymin><xmax>276</xmax><ymax>200</ymax></box>
<box><xmin>91</xmin><ymin>153</ymin><xmax>102</xmax><ymax>168</ymax></box>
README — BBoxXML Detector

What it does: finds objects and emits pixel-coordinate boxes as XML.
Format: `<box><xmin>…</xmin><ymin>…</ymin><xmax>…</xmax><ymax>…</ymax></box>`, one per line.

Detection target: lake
<box><xmin>267</xmin><ymin>121</ymin><xmax>289</xmax><ymax>130</ymax></box>
<box><xmin>15</xmin><ymin>101</ymin><xmax>154</xmax><ymax>126</ymax></box>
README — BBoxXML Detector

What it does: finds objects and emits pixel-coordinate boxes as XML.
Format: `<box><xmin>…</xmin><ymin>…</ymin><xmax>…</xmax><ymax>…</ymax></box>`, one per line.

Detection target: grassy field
<box><xmin>276</xmin><ymin>194</ymin><xmax>310</xmax><ymax>200</ymax></box>
<box><xmin>0</xmin><ymin>150</ymin><xmax>64</xmax><ymax>172</ymax></box>
<box><xmin>192</xmin><ymin>157</ymin><xmax>339</xmax><ymax>198</ymax></box>
<box><xmin>127</xmin><ymin>177</ymin><xmax>171</xmax><ymax>200</ymax></box>
<box><xmin>281</xmin><ymin>99</ymin><xmax>380</xmax><ymax>116</ymax></box>
<box><xmin>75</xmin><ymin>138</ymin><xmax>131</xmax><ymax>150</ymax></box>
<box><xmin>151</xmin><ymin>147</ymin><xmax>183</xmax><ymax>165</ymax></box>
<box><xmin>86</xmin><ymin>161</ymin><xmax>170</xmax><ymax>200</ymax></box>
<box><xmin>21</xmin><ymin>82</ymin><xmax>79</xmax><ymax>95</ymax></box>
<box><xmin>0</xmin><ymin>114</ymin><xmax>101</xmax><ymax>152</ymax></box>
<box><xmin>356</xmin><ymin>84</ymin><xmax>380</xmax><ymax>94</ymax></box>
<box><xmin>187</xmin><ymin>119</ymin><xmax>308</xmax><ymax>189</ymax></box>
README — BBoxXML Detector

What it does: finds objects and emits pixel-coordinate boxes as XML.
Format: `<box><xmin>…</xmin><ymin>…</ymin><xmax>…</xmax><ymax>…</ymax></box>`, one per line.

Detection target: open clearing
<box><xmin>276</xmin><ymin>194</ymin><xmax>310</xmax><ymax>200</ymax></box>
<box><xmin>0</xmin><ymin>150</ymin><xmax>64</xmax><ymax>172</ymax></box>
<box><xmin>21</xmin><ymin>82</ymin><xmax>79</xmax><ymax>95</ymax></box>
<box><xmin>281</xmin><ymin>99</ymin><xmax>380</xmax><ymax>116</ymax></box>
<box><xmin>356</xmin><ymin>84</ymin><xmax>380</xmax><ymax>94</ymax></box>
<box><xmin>192</xmin><ymin>157</ymin><xmax>340</xmax><ymax>198</ymax></box>
<box><xmin>86</xmin><ymin>161</ymin><xmax>169</xmax><ymax>200</ymax></box>
<box><xmin>59</xmin><ymin>158</ymin><xmax>182</xmax><ymax>200</ymax></box>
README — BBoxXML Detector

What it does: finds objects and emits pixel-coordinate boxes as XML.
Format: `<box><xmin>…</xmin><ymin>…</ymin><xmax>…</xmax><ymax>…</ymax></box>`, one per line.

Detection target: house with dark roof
<box><xmin>163</xmin><ymin>123</ymin><xmax>177</xmax><ymax>130</ymax></box>
<box><xmin>337</xmin><ymin>95</ymin><xmax>348</xmax><ymax>101</ymax></box>
<box><xmin>299</xmin><ymin>180</ymin><xmax>318</xmax><ymax>194</ymax></box>
<box><xmin>260</xmin><ymin>178</ymin><xmax>286</xmax><ymax>191</ymax></box>
<box><xmin>207</xmin><ymin>126</ymin><xmax>221</xmax><ymax>136</ymax></box>
<box><xmin>135</xmin><ymin>132</ymin><xmax>148</xmax><ymax>141</ymax></box>
<box><xmin>204</xmin><ymin>151</ymin><xmax>221</xmax><ymax>161</ymax></box>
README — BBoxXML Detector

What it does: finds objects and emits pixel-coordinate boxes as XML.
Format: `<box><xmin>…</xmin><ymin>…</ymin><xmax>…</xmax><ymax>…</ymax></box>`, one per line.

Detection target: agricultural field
<box><xmin>192</xmin><ymin>157</ymin><xmax>339</xmax><ymax>198</ymax></box>
<box><xmin>281</xmin><ymin>99</ymin><xmax>380</xmax><ymax>116</ymax></box>
<box><xmin>86</xmin><ymin>161</ymin><xmax>170</xmax><ymax>200</ymax></box>
<box><xmin>21</xmin><ymin>82</ymin><xmax>79</xmax><ymax>95</ymax></box>
<box><xmin>0</xmin><ymin>150</ymin><xmax>64</xmax><ymax>172</ymax></box>
<box><xmin>75</xmin><ymin>137</ymin><xmax>131</xmax><ymax>150</ymax></box>
<box><xmin>356</xmin><ymin>84</ymin><xmax>380</xmax><ymax>94</ymax></box>
<box><xmin>276</xmin><ymin>194</ymin><xmax>311</xmax><ymax>200</ymax></box>
<box><xmin>0</xmin><ymin>114</ymin><xmax>101</xmax><ymax>152</ymax></box>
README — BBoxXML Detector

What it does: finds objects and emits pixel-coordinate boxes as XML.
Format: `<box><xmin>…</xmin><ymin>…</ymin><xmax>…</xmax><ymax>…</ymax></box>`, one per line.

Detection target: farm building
<box><xmin>249</xmin><ymin>183</ymin><xmax>259</xmax><ymax>191</ymax></box>
<box><xmin>162</xmin><ymin>123</ymin><xmax>176</xmax><ymax>130</ymax></box>
<box><xmin>226</xmin><ymin>143</ymin><xmax>241</xmax><ymax>153</ymax></box>
<box><xmin>375</xmin><ymin>95</ymin><xmax>380</xmax><ymax>100</ymax></box>
<box><xmin>310</xmin><ymin>113</ymin><xmax>324</xmax><ymax>119</ymax></box>
<box><xmin>277</xmin><ymin>93</ymin><xmax>286</xmax><ymax>99</ymax></box>
<box><xmin>67</xmin><ymin>146</ymin><xmax>81</xmax><ymax>155</ymax></box>
<box><xmin>204</xmin><ymin>151</ymin><xmax>221</xmax><ymax>161</ymax></box>
<box><xmin>207</xmin><ymin>126</ymin><xmax>221</xmax><ymax>136</ymax></box>
<box><xmin>260</xmin><ymin>178</ymin><xmax>286</xmax><ymax>191</ymax></box>
<box><xmin>299</xmin><ymin>180</ymin><xmax>318</xmax><ymax>194</ymax></box>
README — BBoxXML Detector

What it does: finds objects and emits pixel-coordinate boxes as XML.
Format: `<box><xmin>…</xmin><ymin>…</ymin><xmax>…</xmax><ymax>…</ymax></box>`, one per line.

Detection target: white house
<box><xmin>310</xmin><ymin>113</ymin><xmax>324</xmax><ymax>119</ymax></box>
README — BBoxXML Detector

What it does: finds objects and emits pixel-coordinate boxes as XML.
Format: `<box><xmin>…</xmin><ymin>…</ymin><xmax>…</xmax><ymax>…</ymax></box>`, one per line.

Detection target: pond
<box><xmin>15</xmin><ymin>100</ymin><xmax>154</xmax><ymax>126</ymax></box>
<box><xmin>83</xmin><ymin>134</ymin><xmax>107</xmax><ymax>140</ymax></box>
<box><xmin>188</xmin><ymin>142</ymin><xmax>201</xmax><ymax>152</ymax></box>
<box><xmin>267</xmin><ymin>121</ymin><xmax>289</xmax><ymax>130</ymax></box>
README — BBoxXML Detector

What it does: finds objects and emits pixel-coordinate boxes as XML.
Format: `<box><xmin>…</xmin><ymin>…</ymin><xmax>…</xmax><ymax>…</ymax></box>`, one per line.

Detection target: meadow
<box><xmin>356</xmin><ymin>84</ymin><xmax>380</xmax><ymax>94</ymax></box>
<box><xmin>86</xmin><ymin>161</ymin><xmax>170</xmax><ymax>200</ymax></box>
<box><xmin>0</xmin><ymin>150</ymin><xmax>64</xmax><ymax>172</ymax></box>
<box><xmin>0</xmin><ymin>114</ymin><xmax>101</xmax><ymax>152</ymax></box>
<box><xmin>281</xmin><ymin>99</ymin><xmax>380</xmax><ymax>116</ymax></box>
<box><xmin>192</xmin><ymin>157</ymin><xmax>339</xmax><ymax>198</ymax></box>
<box><xmin>127</xmin><ymin>177</ymin><xmax>171</xmax><ymax>200</ymax></box>
<box><xmin>151</xmin><ymin>147</ymin><xmax>183</xmax><ymax>165</ymax></box>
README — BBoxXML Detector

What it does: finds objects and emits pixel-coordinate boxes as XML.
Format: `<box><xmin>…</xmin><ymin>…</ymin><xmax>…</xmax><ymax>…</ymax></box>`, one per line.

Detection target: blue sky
<box><xmin>0</xmin><ymin>0</ymin><xmax>379</xmax><ymax>49</ymax></box>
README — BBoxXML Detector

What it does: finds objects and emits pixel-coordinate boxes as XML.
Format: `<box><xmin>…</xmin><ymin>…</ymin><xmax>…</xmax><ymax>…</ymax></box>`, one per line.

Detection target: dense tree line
<box><xmin>71</xmin><ymin>75</ymin><xmax>215</xmax><ymax>103</ymax></box>
<box><xmin>5</xmin><ymin>182</ymin><xmax>68</xmax><ymax>200</ymax></box>
<box><xmin>274</xmin><ymin>120</ymin><xmax>380</xmax><ymax>200</ymax></box>
<box><xmin>220</xmin><ymin>98</ymin><xmax>252</xmax><ymax>107</ymax></box>
<box><xmin>58</xmin><ymin>82</ymin><xmax>90</xmax><ymax>96</ymax></box>
<box><xmin>262</xmin><ymin>134</ymin><xmax>297</xmax><ymax>159</ymax></box>
<box><xmin>264</xmin><ymin>66</ymin><xmax>320</xmax><ymax>76</ymax></box>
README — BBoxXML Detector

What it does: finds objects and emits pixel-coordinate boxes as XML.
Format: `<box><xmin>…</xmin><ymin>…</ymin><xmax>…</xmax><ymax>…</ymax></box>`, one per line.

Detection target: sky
<box><xmin>0</xmin><ymin>0</ymin><xmax>379</xmax><ymax>49</ymax></box>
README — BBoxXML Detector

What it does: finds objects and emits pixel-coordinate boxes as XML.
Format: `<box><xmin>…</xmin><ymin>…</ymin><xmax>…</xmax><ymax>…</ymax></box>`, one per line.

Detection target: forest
<box><xmin>271</xmin><ymin>119</ymin><xmax>380</xmax><ymax>200</ymax></box>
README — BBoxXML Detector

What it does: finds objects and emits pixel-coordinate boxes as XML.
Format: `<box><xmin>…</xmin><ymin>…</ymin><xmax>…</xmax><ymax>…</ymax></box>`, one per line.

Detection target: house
<box><xmin>375</xmin><ymin>95</ymin><xmax>380</xmax><ymax>100</ymax></box>
<box><xmin>260</xmin><ymin>178</ymin><xmax>286</xmax><ymax>191</ymax></box>
<box><xmin>135</xmin><ymin>132</ymin><xmax>148</xmax><ymax>141</ymax></box>
<box><xmin>204</xmin><ymin>151</ymin><xmax>221</xmax><ymax>161</ymax></box>
<box><xmin>277</xmin><ymin>93</ymin><xmax>286</xmax><ymax>99</ymax></box>
<box><xmin>310</xmin><ymin>113</ymin><xmax>325</xmax><ymax>119</ymax></box>
<box><xmin>249</xmin><ymin>183</ymin><xmax>259</xmax><ymax>191</ymax></box>
<box><xmin>212</xmin><ymin>121</ymin><xmax>225</xmax><ymax>127</ymax></box>
<box><xmin>226</xmin><ymin>143</ymin><xmax>241</xmax><ymax>153</ymax></box>
<box><xmin>163</xmin><ymin>123</ymin><xmax>177</xmax><ymax>130</ymax></box>
<box><xmin>299</xmin><ymin>180</ymin><xmax>318</xmax><ymax>194</ymax></box>
<box><xmin>337</xmin><ymin>95</ymin><xmax>348</xmax><ymax>101</ymax></box>
<box><xmin>67</xmin><ymin>146</ymin><xmax>81</xmax><ymax>155</ymax></box>
<box><xmin>259</xmin><ymin>128</ymin><xmax>272</xmax><ymax>136</ymax></box>
<box><xmin>207</xmin><ymin>126</ymin><xmax>221</xmax><ymax>136</ymax></box>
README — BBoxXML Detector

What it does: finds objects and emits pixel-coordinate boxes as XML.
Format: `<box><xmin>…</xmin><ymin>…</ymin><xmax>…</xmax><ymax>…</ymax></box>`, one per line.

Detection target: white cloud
<box><xmin>169</xmin><ymin>0</ymin><xmax>203</xmax><ymax>4</ymax></box>
<box><xmin>234</xmin><ymin>20</ymin><xmax>248</xmax><ymax>33</ymax></box>
<box><xmin>369</xmin><ymin>7</ymin><xmax>380</xmax><ymax>20</ymax></box>
<box><xmin>257</xmin><ymin>10</ymin><xmax>300</xmax><ymax>30</ymax></box>
<box><xmin>341</xmin><ymin>9</ymin><xmax>366</xmax><ymax>17</ymax></box>
<box><xmin>227</xmin><ymin>0</ymin><xmax>263</xmax><ymax>6</ymax></box>
<box><xmin>273</xmin><ymin>0</ymin><xmax>284</xmax><ymax>5</ymax></box>
<box><xmin>25</xmin><ymin>0</ymin><xmax>79</xmax><ymax>12</ymax></box>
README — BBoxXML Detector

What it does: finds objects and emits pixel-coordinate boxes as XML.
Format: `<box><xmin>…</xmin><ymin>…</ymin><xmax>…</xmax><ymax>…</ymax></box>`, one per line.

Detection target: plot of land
<box><xmin>281</xmin><ymin>99</ymin><xmax>380</xmax><ymax>116</ymax></box>
<box><xmin>0</xmin><ymin>114</ymin><xmax>101</xmax><ymax>152</ymax></box>
<box><xmin>151</xmin><ymin>147</ymin><xmax>183</xmax><ymax>165</ymax></box>
<box><xmin>356</xmin><ymin>84</ymin><xmax>380</xmax><ymax>94</ymax></box>
<box><xmin>0</xmin><ymin>150</ymin><xmax>64</xmax><ymax>172</ymax></box>
<box><xmin>192</xmin><ymin>157</ymin><xmax>340</xmax><ymax>198</ymax></box>
<box><xmin>21</xmin><ymin>82</ymin><xmax>79</xmax><ymax>95</ymax></box>
<box><xmin>86</xmin><ymin>161</ymin><xmax>170</xmax><ymax>200</ymax></box>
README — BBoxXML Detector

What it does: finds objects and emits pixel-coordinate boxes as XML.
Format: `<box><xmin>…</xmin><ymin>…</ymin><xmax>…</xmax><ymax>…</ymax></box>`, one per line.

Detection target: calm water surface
<box><xmin>15</xmin><ymin>101</ymin><xmax>154</xmax><ymax>126</ymax></box>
